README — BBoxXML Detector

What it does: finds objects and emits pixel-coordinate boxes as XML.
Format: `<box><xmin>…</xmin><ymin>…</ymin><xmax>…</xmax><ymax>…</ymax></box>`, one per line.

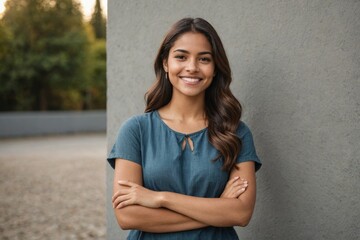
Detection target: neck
<box><xmin>162</xmin><ymin>92</ymin><xmax>206</xmax><ymax>121</ymax></box>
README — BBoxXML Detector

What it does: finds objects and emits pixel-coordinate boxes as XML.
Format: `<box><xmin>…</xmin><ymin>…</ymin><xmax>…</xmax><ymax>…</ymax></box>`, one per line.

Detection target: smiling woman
<box><xmin>108</xmin><ymin>17</ymin><xmax>262</xmax><ymax>240</ymax></box>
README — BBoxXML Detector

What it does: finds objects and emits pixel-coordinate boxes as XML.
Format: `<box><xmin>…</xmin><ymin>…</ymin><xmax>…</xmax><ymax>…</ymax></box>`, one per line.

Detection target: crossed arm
<box><xmin>112</xmin><ymin>159</ymin><xmax>257</xmax><ymax>233</ymax></box>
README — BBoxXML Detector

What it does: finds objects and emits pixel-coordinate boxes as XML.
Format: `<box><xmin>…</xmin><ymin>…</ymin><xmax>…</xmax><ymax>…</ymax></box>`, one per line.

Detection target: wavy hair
<box><xmin>145</xmin><ymin>18</ymin><xmax>242</xmax><ymax>171</ymax></box>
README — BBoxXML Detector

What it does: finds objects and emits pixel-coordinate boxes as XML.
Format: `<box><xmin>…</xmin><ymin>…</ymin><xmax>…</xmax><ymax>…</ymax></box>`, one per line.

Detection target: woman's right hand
<box><xmin>220</xmin><ymin>177</ymin><xmax>248</xmax><ymax>199</ymax></box>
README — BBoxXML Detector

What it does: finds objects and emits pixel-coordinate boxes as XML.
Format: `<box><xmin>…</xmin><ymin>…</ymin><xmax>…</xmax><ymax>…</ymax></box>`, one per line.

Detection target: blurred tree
<box><xmin>88</xmin><ymin>38</ymin><xmax>106</xmax><ymax>109</ymax></box>
<box><xmin>90</xmin><ymin>0</ymin><xmax>106</xmax><ymax>39</ymax></box>
<box><xmin>79</xmin><ymin>22</ymin><xmax>106</xmax><ymax>110</ymax></box>
<box><xmin>0</xmin><ymin>2</ymin><xmax>19</xmax><ymax>111</ymax></box>
<box><xmin>0</xmin><ymin>0</ymin><xmax>90</xmax><ymax>111</ymax></box>
<box><xmin>86</xmin><ymin>0</ymin><xmax>106</xmax><ymax>109</ymax></box>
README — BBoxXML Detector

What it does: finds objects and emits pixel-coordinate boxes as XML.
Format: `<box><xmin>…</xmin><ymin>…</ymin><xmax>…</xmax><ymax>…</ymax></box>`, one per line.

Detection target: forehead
<box><xmin>171</xmin><ymin>32</ymin><xmax>212</xmax><ymax>53</ymax></box>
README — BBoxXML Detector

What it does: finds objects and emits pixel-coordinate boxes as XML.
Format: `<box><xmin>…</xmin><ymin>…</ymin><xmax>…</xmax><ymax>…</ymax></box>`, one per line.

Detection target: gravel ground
<box><xmin>0</xmin><ymin>133</ymin><xmax>106</xmax><ymax>240</ymax></box>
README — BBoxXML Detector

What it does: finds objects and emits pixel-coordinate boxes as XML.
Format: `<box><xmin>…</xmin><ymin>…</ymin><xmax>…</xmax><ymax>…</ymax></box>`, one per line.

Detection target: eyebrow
<box><xmin>173</xmin><ymin>49</ymin><xmax>212</xmax><ymax>55</ymax></box>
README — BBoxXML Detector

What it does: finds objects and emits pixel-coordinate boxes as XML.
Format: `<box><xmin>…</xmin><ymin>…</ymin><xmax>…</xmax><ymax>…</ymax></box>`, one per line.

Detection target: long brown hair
<box><xmin>145</xmin><ymin>18</ymin><xmax>242</xmax><ymax>171</ymax></box>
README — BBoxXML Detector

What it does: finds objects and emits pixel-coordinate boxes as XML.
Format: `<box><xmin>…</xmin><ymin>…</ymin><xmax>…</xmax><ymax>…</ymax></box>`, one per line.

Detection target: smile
<box><xmin>180</xmin><ymin>77</ymin><xmax>202</xmax><ymax>84</ymax></box>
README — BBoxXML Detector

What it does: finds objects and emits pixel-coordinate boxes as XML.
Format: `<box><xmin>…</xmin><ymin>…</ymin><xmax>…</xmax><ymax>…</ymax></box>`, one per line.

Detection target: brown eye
<box><xmin>199</xmin><ymin>57</ymin><xmax>211</xmax><ymax>63</ymax></box>
<box><xmin>175</xmin><ymin>55</ymin><xmax>186</xmax><ymax>60</ymax></box>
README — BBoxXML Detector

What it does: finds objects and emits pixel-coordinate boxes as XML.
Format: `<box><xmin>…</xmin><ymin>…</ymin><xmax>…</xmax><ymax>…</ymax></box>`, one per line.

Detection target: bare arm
<box><xmin>116</xmin><ymin>161</ymin><xmax>256</xmax><ymax>227</ymax></box>
<box><xmin>112</xmin><ymin>159</ymin><xmax>207</xmax><ymax>232</ymax></box>
<box><xmin>160</xmin><ymin>161</ymin><xmax>256</xmax><ymax>227</ymax></box>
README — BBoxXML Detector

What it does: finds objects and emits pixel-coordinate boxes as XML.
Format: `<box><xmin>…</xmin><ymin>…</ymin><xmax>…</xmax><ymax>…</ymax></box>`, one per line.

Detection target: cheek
<box><xmin>205</xmin><ymin>66</ymin><xmax>215</xmax><ymax>78</ymax></box>
<box><xmin>167</xmin><ymin>59</ymin><xmax>181</xmax><ymax>72</ymax></box>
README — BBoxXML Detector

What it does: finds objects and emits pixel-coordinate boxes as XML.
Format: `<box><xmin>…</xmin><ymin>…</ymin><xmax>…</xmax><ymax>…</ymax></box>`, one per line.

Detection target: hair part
<box><xmin>145</xmin><ymin>18</ymin><xmax>242</xmax><ymax>171</ymax></box>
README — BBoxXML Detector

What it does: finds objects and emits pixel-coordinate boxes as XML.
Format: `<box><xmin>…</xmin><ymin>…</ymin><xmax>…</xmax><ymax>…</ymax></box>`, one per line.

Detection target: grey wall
<box><xmin>107</xmin><ymin>1</ymin><xmax>359</xmax><ymax>239</ymax></box>
<box><xmin>0</xmin><ymin>111</ymin><xmax>106</xmax><ymax>137</ymax></box>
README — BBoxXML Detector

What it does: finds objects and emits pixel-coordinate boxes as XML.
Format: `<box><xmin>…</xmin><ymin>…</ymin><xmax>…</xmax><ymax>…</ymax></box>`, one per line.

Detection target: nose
<box><xmin>186</xmin><ymin>58</ymin><xmax>199</xmax><ymax>72</ymax></box>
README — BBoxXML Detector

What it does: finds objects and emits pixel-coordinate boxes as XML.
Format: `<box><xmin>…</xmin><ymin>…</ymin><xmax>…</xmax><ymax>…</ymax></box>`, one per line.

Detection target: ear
<box><xmin>163</xmin><ymin>59</ymin><xmax>168</xmax><ymax>72</ymax></box>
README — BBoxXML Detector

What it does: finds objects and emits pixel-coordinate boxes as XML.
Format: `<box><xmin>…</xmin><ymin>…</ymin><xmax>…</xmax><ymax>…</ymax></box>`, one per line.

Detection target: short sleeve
<box><xmin>236</xmin><ymin>122</ymin><xmax>262</xmax><ymax>172</ymax></box>
<box><xmin>107</xmin><ymin>116</ymin><xmax>142</xmax><ymax>169</ymax></box>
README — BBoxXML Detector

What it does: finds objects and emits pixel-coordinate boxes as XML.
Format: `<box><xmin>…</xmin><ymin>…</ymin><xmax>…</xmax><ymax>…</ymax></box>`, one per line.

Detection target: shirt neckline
<box><xmin>154</xmin><ymin>110</ymin><xmax>207</xmax><ymax>137</ymax></box>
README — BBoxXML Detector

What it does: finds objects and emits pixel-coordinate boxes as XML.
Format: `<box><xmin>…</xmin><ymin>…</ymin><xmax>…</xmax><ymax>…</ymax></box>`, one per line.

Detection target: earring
<box><xmin>165</xmin><ymin>72</ymin><xmax>168</xmax><ymax>80</ymax></box>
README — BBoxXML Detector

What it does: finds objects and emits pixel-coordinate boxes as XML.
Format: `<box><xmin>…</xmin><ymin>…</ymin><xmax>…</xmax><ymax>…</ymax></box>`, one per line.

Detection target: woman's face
<box><xmin>163</xmin><ymin>32</ymin><xmax>215</xmax><ymax>99</ymax></box>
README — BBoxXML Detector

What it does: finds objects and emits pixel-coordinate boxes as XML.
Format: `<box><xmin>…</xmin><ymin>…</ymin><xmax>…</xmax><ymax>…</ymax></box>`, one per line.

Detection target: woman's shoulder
<box><xmin>120</xmin><ymin>111</ymin><xmax>157</xmax><ymax>130</ymax></box>
<box><xmin>116</xmin><ymin>111</ymin><xmax>161</xmax><ymax>141</ymax></box>
<box><xmin>128</xmin><ymin>111</ymin><xmax>157</xmax><ymax>122</ymax></box>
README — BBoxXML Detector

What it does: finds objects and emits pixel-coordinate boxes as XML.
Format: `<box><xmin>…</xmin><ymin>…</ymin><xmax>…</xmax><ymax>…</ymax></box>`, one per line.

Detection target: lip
<box><xmin>180</xmin><ymin>76</ymin><xmax>203</xmax><ymax>85</ymax></box>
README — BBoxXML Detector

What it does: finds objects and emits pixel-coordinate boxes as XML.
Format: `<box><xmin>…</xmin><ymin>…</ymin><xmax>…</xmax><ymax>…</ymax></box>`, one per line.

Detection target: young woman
<box><xmin>108</xmin><ymin>17</ymin><xmax>261</xmax><ymax>240</ymax></box>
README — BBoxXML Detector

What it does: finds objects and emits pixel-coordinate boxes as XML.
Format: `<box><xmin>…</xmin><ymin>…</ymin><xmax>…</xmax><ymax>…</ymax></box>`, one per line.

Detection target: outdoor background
<box><xmin>0</xmin><ymin>0</ymin><xmax>107</xmax><ymax>239</ymax></box>
<box><xmin>0</xmin><ymin>0</ymin><xmax>359</xmax><ymax>240</ymax></box>
<box><xmin>107</xmin><ymin>0</ymin><xmax>359</xmax><ymax>240</ymax></box>
<box><xmin>0</xmin><ymin>0</ymin><xmax>106</xmax><ymax>111</ymax></box>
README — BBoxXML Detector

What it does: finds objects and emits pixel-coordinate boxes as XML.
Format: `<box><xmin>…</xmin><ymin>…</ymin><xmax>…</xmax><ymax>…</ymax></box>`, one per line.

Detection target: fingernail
<box><xmin>234</xmin><ymin>176</ymin><xmax>240</xmax><ymax>180</ymax></box>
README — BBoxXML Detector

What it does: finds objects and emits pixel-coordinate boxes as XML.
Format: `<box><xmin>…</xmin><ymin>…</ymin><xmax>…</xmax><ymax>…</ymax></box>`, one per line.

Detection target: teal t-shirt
<box><xmin>108</xmin><ymin>111</ymin><xmax>261</xmax><ymax>240</ymax></box>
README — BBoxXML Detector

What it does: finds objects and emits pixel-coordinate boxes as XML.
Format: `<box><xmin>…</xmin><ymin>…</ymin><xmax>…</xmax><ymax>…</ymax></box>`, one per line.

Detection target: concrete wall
<box><xmin>0</xmin><ymin>111</ymin><xmax>106</xmax><ymax>137</ymax></box>
<box><xmin>107</xmin><ymin>1</ymin><xmax>359</xmax><ymax>239</ymax></box>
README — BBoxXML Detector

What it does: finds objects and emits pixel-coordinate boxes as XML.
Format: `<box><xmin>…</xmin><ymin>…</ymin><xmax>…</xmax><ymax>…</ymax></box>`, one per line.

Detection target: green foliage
<box><xmin>80</xmin><ymin>22</ymin><xmax>106</xmax><ymax>110</ymax></box>
<box><xmin>0</xmin><ymin>0</ymin><xmax>106</xmax><ymax>111</ymax></box>
<box><xmin>0</xmin><ymin>22</ymin><xmax>15</xmax><ymax>109</ymax></box>
<box><xmin>90</xmin><ymin>0</ymin><xmax>106</xmax><ymax>39</ymax></box>
<box><xmin>88</xmin><ymin>39</ymin><xmax>106</xmax><ymax>109</ymax></box>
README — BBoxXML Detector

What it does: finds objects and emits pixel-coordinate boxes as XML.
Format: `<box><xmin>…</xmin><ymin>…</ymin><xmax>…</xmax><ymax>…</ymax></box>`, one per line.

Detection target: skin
<box><xmin>112</xmin><ymin>32</ymin><xmax>257</xmax><ymax>232</ymax></box>
<box><xmin>164</xmin><ymin>32</ymin><xmax>215</xmax><ymax>101</ymax></box>
<box><xmin>112</xmin><ymin>160</ymin><xmax>249</xmax><ymax>232</ymax></box>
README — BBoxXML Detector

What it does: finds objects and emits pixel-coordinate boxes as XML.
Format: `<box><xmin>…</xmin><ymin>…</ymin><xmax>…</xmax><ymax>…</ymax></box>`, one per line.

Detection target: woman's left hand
<box><xmin>112</xmin><ymin>180</ymin><xmax>162</xmax><ymax>209</ymax></box>
<box><xmin>220</xmin><ymin>176</ymin><xmax>248</xmax><ymax>199</ymax></box>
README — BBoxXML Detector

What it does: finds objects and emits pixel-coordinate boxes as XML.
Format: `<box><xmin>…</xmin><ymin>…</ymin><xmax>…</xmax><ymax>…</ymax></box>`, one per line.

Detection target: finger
<box><xmin>237</xmin><ymin>181</ymin><xmax>248</xmax><ymax>188</ymax></box>
<box><xmin>112</xmin><ymin>188</ymin><xmax>131</xmax><ymax>202</ymax></box>
<box><xmin>235</xmin><ymin>182</ymin><xmax>249</xmax><ymax>191</ymax></box>
<box><xmin>237</xmin><ymin>187</ymin><xmax>246</xmax><ymax>194</ymax></box>
<box><xmin>113</xmin><ymin>194</ymin><xmax>131</xmax><ymax>208</ymax></box>
<box><xmin>225</xmin><ymin>176</ymin><xmax>240</xmax><ymax>188</ymax></box>
<box><xmin>117</xmin><ymin>199</ymin><xmax>134</xmax><ymax>209</ymax></box>
<box><xmin>233</xmin><ymin>187</ymin><xmax>246</xmax><ymax>198</ymax></box>
<box><xmin>229</xmin><ymin>176</ymin><xmax>240</xmax><ymax>184</ymax></box>
<box><xmin>112</xmin><ymin>190</ymin><xmax>122</xmax><ymax>202</ymax></box>
<box><xmin>232</xmin><ymin>179</ymin><xmax>248</xmax><ymax>188</ymax></box>
<box><xmin>231</xmin><ymin>181</ymin><xmax>242</xmax><ymax>188</ymax></box>
<box><xmin>229</xmin><ymin>184</ymin><xmax>248</xmax><ymax>196</ymax></box>
<box><xmin>113</xmin><ymin>195</ymin><xmax>128</xmax><ymax>208</ymax></box>
<box><xmin>223</xmin><ymin>184</ymin><xmax>242</xmax><ymax>198</ymax></box>
<box><xmin>232</xmin><ymin>178</ymin><xmax>247</xmax><ymax>186</ymax></box>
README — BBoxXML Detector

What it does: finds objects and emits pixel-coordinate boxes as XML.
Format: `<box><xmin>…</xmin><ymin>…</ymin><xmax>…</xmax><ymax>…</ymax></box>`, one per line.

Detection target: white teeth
<box><xmin>181</xmin><ymin>77</ymin><xmax>201</xmax><ymax>83</ymax></box>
